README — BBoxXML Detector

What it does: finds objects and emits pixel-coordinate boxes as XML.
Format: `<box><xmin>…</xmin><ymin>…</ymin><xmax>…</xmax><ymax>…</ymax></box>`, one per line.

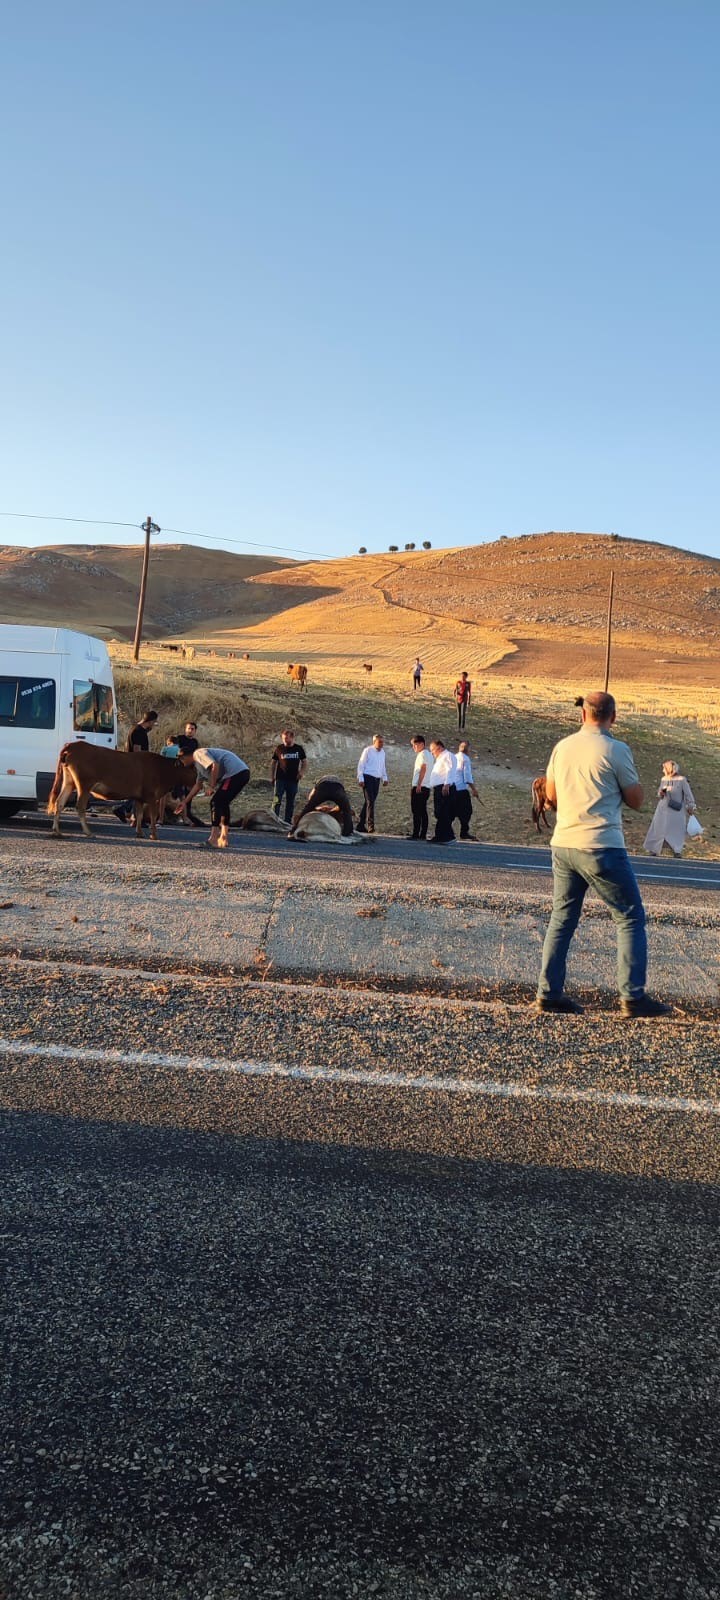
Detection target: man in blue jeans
<box><xmin>535</xmin><ymin>690</ymin><xmax>669</xmax><ymax>1018</ymax></box>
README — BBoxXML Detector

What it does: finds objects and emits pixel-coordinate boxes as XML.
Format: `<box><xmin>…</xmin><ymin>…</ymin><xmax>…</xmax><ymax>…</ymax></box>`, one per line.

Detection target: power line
<box><xmin>0</xmin><ymin>510</ymin><xmax>324</xmax><ymax>560</ymax></box>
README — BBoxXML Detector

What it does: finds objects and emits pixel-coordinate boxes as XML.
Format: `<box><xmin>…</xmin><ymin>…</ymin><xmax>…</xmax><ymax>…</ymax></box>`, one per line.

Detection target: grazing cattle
<box><xmin>240</xmin><ymin>809</ymin><xmax>290</xmax><ymax>833</ymax></box>
<box><xmin>181</xmin><ymin>644</ymin><xmax>196</xmax><ymax>661</ymax></box>
<box><xmin>242</xmin><ymin>652</ymin><xmax>250</xmax><ymax>660</ymax></box>
<box><xmin>286</xmin><ymin>663</ymin><xmax>308</xmax><ymax>690</ymax></box>
<box><xmin>531</xmin><ymin>775</ymin><xmax>555</xmax><ymax>833</ymax></box>
<box><xmin>362</xmin><ymin>662</ymin><xmax>373</xmax><ymax>673</ymax></box>
<box><xmin>47</xmin><ymin>743</ymin><xmax>192</xmax><ymax>840</ymax></box>
<box><xmin>161</xmin><ymin>643</ymin><xmax>180</xmax><ymax>653</ymax></box>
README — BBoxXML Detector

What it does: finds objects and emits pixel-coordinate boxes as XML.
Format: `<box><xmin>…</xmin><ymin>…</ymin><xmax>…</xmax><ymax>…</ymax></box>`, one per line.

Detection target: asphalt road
<box><xmin>2</xmin><ymin>823</ymin><xmax>719</xmax><ymax>1597</ymax></box>
<box><xmin>3</xmin><ymin>809</ymin><xmax>720</xmax><ymax>890</ymax></box>
<box><xmin>3</xmin><ymin>1109</ymin><xmax>719</xmax><ymax>1600</ymax></box>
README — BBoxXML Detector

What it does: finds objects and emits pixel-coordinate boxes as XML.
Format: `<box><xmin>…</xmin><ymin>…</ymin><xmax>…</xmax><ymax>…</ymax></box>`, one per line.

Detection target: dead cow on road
<box><xmin>287</xmin><ymin>663</ymin><xmax>308</xmax><ymax>690</ymax></box>
<box><xmin>47</xmin><ymin>743</ymin><xmax>192</xmax><ymax>840</ymax></box>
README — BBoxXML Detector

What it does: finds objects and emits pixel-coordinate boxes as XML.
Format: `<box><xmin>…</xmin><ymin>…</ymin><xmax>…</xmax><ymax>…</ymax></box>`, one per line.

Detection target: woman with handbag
<box><xmin>643</xmin><ymin>760</ymin><xmax>697</xmax><ymax>857</ymax></box>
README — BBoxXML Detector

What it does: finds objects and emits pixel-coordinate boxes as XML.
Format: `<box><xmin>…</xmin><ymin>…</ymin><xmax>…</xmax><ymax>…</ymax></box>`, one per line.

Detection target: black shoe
<box><xmin>356</xmin><ymin>824</ymin><xmax>367</xmax><ymax>834</ymax></box>
<box><xmin>534</xmin><ymin>996</ymin><xmax>584</xmax><ymax>1014</ymax></box>
<box><xmin>429</xmin><ymin>837</ymin><xmax>450</xmax><ymax>845</ymax></box>
<box><xmin>620</xmin><ymin>995</ymin><xmax>671</xmax><ymax>1018</ymax></box>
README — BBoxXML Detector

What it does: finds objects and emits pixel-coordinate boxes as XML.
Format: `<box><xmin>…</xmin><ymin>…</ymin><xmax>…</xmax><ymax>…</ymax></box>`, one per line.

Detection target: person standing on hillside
<box><xmin>454</xmin><ymin>672</ymin><xmax>472</xmax><ymax>729</ymax></box>
<box><xmin>409</xmin><ymin>734</ymin><xmax>432</xmax><ymax>839</ymax></box>
<box><xmin>454</xmin><ymin>740</ymin><xmax>480</xmax><ymax>840</ymax></box>
<box><xmin>535</xmin><ymin>691</ymin><xmax>669</xmax><ymax>1018</ymax></box>
<box><xmin>412</xmin><ymin>658</ymin><xmax>424</xmax><ymax>691</ymax></box>
<box><xmin>427</xmin><ymin>739</ymin><xmax>457</xmax><ymax>844</ymax></box>
<box><xmin>357</xmin><ymin>735</ymin><xmax>389</xmax><ymax>834</ymax></box>
<box><xmin>271</xmin><ymin>727</ymin><xmax>307</xmax><ymax>823</ymax></box>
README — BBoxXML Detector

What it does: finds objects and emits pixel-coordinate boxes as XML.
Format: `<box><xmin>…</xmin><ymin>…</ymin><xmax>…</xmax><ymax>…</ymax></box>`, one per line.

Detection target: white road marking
<box><xmin>0</xmin><ymin>1037</ymin><xmax>717</xmax><ymax>1118</ymax></box>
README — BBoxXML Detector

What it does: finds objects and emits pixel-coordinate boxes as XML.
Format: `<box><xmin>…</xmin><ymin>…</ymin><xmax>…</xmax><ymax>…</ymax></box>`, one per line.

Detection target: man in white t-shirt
<box><xmin>178</xmin><ymin>746</ymin><xmax>250</xmax><ymax>849</ymax></box>
<box><xmin>427</xmin><ymin>739</ymin><xmax>457</xmax><ymax>844</ymax></box>
<box><xmin>454</xmin><ymin>740</ymin><xmax>480</xmax><ymax>840</ymax></box>
<box><xmin>409</xmin><ymin>735</ymin><xmax>432</xmax><ymax>839</ymax></box>
<box><xmin>356</xmin><ymin>735</ymin><xmax>389</xmax><ymax>834</ymax></box>
<box><xmin>535</xmin><ymin>691</ymin><xmax>669</xmax><ymax>1018</ymax></box>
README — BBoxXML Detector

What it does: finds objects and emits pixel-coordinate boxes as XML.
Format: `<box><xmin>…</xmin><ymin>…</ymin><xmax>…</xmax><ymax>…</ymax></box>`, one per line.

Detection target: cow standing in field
<box><xmin>287</xmin><ymin>663</ymin><xmax>308</xmax><ymax>690</ymax></box>
<box><xmin>48</xmin><ymin>744</ymin><xmax>193</xmax><ymax>840</ymax></box>
<box><xmin>531</xmin><ymin>775</ymin><xmax>555</xmax><ymax>833</ymax></box>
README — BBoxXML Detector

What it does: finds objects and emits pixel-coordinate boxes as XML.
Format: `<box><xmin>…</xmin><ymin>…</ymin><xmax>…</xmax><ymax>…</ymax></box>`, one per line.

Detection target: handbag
<box><xmin>686</xmin><ymin>813</ymin><xmax>704</xmax><ymax>838</ymax></box>
<box><xmin>666</xmin><ymin>793</ymin><xmax>683</xmax><ymax>812</ymax></box>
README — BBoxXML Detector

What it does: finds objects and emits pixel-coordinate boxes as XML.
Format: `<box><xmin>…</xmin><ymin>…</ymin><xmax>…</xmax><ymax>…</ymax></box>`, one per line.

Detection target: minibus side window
<box><xmin>0</xmin><ymin>677</ymin><xmax>56</xmax><ymax>729</ymax></box>
<box><xmin>73</xmin><ymin>680</ymin><xmax>95</xmax><ymax>732</ymax></box>
<box><xmin>94</xmin><ymin>684</ymin><xmax>115</xmax><ymax>733</ymax></box>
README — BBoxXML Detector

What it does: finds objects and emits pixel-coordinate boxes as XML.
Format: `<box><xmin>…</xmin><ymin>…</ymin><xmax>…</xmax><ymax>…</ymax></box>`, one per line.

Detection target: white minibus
<box><xmin>0</xmin><ymin>625</ymin><xmax>117</xmax><ymax>817</ymax></box>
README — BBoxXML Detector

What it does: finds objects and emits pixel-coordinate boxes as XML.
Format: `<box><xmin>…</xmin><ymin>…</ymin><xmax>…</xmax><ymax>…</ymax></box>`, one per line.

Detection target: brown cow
<box><xmin>47</xmin><ymin>743</ymin><xmax>192</xmax><ymax>840</ymax></box>
<box><xmin>362</xmin><ymin>662</ymin><xmax>373</xmax><ymax>673</ymax></box>
<box><xmin>287</xmin><ymin>663</ymin><xmax>308</xmax><ymax>690</ymax></box>
<box><xmin>531</xmin><ymin>775</ymin><xmax>555</xmax><ymax>833</ymax></box>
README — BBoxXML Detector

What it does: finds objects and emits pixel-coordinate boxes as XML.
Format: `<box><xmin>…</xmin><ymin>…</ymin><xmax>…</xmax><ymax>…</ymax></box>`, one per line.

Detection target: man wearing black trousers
<box><xmin>356</xmin><ymin>734</ymin><xmax>389</xmax><ymax>834</ymax></box>
<box><xmin>428</xmin><ymin>739</ymin><xmax>457</xmax><ymax>844</ymax></box>
<box><xmin>409</xmin><ymin>735</ymin><xmax>432</xmax><ymax>839</ymax></box>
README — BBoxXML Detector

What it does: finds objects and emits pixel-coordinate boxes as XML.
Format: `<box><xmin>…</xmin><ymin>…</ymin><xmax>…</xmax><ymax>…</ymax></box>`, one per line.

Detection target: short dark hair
<box><xmin>412</xmin><ymin>734</ymin><xmax>426</xmax><ymax>744</ymax></box>
<box><xmin>584</xmin><ymin>691</ymin><xmax>616</xmax><ymax>722</ymax></box>
<box><xmin>142</xmin><ymin>709</ymin><xmax>158</xmax><ymax>722</ymax></box>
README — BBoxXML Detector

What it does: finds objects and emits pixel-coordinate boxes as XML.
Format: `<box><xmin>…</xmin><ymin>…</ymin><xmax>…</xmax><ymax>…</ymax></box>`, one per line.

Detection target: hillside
<box><xmin>2</xmin><ymin>531</ymin><xmax>719</xmax><ymax>690</ymax></box>
<box><xmin>0</xmin><ymin>543</ymin><xmax>294</xmax><ymax>637</ymax></box>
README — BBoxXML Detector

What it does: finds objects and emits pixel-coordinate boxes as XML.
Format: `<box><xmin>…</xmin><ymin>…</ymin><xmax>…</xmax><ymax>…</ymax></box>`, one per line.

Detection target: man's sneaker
<box><xmin>620</xmin><ymin>995</ymin><xmax>671</xmax><ymax>1018</ymax></box>
<box><xmin>534</xmin><ymin>995</ymin><xmax>584</xmax><ymax>1015</ymax></box>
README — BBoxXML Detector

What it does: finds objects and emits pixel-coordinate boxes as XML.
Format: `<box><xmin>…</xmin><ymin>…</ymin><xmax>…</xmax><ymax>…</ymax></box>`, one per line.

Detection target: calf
<box><xmin>362</xmin><ymin>662</ymin><xmax>373</xmax><ymax>673</ymax></box>
<box><xmin>48</xmin><ymin>743</ymin><xmax>192</xmax><ymax>841</ymax></box>
<box><xmin>531</xmin><ymin>775</ymin><xmax>555</xmax><ymax>833</ymax></box>
<box><xmin>287</xmin><ymin>663</ymin><xmax>308</xmax><ymax>690</ymax></box>
<box><xmin>240</xmin><ymin>809</ymin><xmax>290</xmax><ymax>833</ymax></box>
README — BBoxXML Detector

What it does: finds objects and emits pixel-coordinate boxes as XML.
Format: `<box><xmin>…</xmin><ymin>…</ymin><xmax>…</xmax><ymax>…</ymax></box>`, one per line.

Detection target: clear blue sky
<box><xmin>0</xmin><ymin>1</ymin><xmax>717</xmax><ymax>562</ymax></box>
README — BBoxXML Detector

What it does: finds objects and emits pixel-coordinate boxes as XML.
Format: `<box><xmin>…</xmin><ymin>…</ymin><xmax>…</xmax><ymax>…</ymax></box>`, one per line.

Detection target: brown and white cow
<box><xmin>286</xmin><ymin>663</ymin><xmax>308</xmax><ymax>690</ymax></box>
<box><xmin>240</xmin><ymin>809</ymin><xmax>290</xmax><ymax>833</ymax></box>
<box><xmin>291</xmin><ymin>804</ymin><xmax>369</xmax><ymax>845</ymax></box>
<box><xmin>47</xmin><ymin>743</ymin><xmax>192</xmax><ymax>840</ymax></box>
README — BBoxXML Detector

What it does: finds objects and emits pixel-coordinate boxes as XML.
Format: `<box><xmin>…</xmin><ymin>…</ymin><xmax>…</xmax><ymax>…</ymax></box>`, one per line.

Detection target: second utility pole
<box><xmin>132</xmin><ymin>515</ymin><xmax>161</xmax><ymax>663</ymax></box>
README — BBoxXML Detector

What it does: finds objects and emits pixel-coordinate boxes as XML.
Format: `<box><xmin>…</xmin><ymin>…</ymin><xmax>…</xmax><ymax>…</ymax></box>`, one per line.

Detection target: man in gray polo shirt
<box><xmin>535</xmin><ymin>691</ymin><xmax>669</xmax><ymax>1018</ymax></box>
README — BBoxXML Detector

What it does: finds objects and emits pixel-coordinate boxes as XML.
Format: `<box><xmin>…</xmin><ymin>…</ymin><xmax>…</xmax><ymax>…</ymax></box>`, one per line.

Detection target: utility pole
<box><xmin>603</xmin><ymin>569</ymin><xmax>615</xmax><ymax>692</ymax></box>
<box><xmin>132</xmin><ymin>515</ymin><xmax>161</xmax><ymax>663</ymax></box>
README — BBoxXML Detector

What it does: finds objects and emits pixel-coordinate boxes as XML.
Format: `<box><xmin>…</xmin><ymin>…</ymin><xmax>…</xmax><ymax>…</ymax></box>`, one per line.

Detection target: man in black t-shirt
<box><xmin>115</xmin><ymin>710</ymin><xmax>158</xmax><ymax>821</ymax></box>
<box><xmin>125</xmin><ymin>709</ymin><xmax>158</xmax><ymax>753</ymax></box>
<box><xmin>271</xmin><ymin>728</ymin><xmax>307</xmax><ymax>823</ymax></box>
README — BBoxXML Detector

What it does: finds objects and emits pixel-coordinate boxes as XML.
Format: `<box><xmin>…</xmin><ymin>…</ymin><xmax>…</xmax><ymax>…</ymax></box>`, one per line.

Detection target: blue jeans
<box><xmin>537</xmin><ymin>847</ymin><xmax>647</xmax><ymax>1001</ymax></box>
<box><xmin>272</xmin><ymin>775</ymin><xmax>298</xmax><ymax>824</ymax></box>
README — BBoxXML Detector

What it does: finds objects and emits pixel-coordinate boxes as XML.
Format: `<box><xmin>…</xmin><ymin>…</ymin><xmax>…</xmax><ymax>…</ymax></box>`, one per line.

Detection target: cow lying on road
<box><xmin>241</xmin><ymin>802</ymin><xmax>371</xmax><ymax>845</ymax></box>
<box><xmin>48</xmin><ymin>743</ymin><xmax>192</xmax><ymax>840</ymax></box>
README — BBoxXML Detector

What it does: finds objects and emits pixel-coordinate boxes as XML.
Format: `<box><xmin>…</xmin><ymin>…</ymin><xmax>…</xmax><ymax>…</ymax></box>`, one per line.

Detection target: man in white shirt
<box><xmin>409</xmin><ymin>734</ymin><xmax>432</xmax><ymax>839</ymax></box>
<box><xmin>356</xmin><ymin>735</ymin><xmax>389</xmax><ymax>834</ymax></box>
<box><xmin>454</xmin><ymin>740</ymin><xmax>480</xmax><ymax>840</ymax></box>
<box><xmin>535</xmin><ymin>691</ymin><xmax>669</xmax><ymax>1017</ymax></box>
<box><xmin>178</xmin><ymin>745</ymin><xmax>250</xmax><ymax>849</ymax></box>
<box><xmin>427</xmin><ymin>739</ymin><xmax>457</xmax><ymax>844</ymax></box>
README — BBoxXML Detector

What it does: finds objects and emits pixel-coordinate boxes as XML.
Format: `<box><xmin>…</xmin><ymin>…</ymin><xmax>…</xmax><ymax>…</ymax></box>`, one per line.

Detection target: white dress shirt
<box><xmin>455</xmin><ymin>752</ymin><xmax>474</xmax><ymax>792</ymax></box>
<box><xmin>357</xmin><ymin>745</ymin><xmax>389</xmax><ymax>782</ymax></box>
<box><xmin>428</xmin><ymin>749</ymin><xmax>456</xmax><ymax>788</ymax></box>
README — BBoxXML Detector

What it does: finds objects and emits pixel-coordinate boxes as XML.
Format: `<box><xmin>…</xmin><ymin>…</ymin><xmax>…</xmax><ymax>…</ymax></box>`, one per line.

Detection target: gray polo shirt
<box><xmin>547</xmin><ymin>726</ymin><xmax>639</xmax><ymax>850</ymax></box>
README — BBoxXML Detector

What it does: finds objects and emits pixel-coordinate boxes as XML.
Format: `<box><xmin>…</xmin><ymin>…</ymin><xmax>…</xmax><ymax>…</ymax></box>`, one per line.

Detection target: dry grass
<box><xmin>113</xmin><ymin>644</ymin><xmax>720</xmax><ymax>856</ymax></box>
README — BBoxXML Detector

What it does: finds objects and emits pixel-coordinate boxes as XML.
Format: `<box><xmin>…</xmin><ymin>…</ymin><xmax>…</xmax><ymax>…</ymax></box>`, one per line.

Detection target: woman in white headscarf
<box><xmin>643</xmin><ymin>761</ymin><xmax>696</xmax><ymax>857</ymax></box>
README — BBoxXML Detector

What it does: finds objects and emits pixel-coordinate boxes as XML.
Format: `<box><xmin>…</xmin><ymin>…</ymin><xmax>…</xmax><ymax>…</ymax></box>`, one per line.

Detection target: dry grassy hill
<box><xmin>0</xmin><ymin>543</ymin><xmax>293</xmax><ymax>637</ymax></box>
<box><xmin>3</xmin><ymin>530</ymin><xmax>720</xmax><ymax>692</ymax></box>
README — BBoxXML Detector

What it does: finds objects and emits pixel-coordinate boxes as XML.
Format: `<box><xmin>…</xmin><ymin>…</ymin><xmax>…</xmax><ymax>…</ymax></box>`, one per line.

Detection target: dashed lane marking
<box><xmin>0</xmin><ymin>1037</ymin><xmax>718</xmax><ymax>1119</ymax></box>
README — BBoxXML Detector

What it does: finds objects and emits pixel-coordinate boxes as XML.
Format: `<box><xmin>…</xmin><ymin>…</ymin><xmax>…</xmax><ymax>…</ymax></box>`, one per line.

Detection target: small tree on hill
<box><xmin>358</xmin><ymin>546</ymin><xmax>367</xmax><ymax>554</ymax></box>
<box><xmin>422</xmin><ymin>540</ymin><xmax>431</xmax><ymax>550</ymax></box>
<box><xmin>404</xmin><ymin>542</ymin><xmax>416</xmax><ymax>551</ymax></box>
<box><xmin>388</xmin><ymin>544</ymin><xmax>399</xmax><ymax>553</ymax></box>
